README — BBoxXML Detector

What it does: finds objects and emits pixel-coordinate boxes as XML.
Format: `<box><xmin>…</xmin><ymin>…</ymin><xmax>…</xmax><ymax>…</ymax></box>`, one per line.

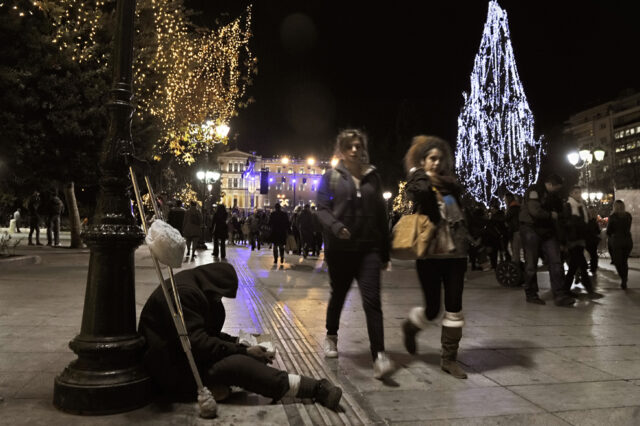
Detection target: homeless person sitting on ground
<box><xmin>138</xmin><ymin>263</ymin><xmax>342</xmax><ymax>410</ymax></box>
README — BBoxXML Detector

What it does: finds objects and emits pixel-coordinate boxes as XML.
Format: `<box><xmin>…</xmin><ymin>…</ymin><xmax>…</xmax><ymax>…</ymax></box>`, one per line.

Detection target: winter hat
<box><xmin>193</xmin><ymin>263</ymin><xmax>239</xmax><ymax>298</ymax></box>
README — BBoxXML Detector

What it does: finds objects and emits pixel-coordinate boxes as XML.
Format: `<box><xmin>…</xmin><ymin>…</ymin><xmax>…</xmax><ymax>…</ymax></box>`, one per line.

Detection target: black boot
<box><xmin>402</xmin><ymin>320</ymin><xmax>421</xmax><ymax>355</ymax></box>
<box><xmin>441</xmin><ymin>326</ymin><xmax>467</xmax><ymax>379</ymax></box>
<box><xmin>297</xmin><ymin>376</ymin><xmax>342</xmax><ymax>411</ymax></box>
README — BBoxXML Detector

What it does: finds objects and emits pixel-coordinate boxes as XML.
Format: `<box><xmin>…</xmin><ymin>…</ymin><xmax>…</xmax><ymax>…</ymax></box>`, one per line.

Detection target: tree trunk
<box><xmin>63</xmin><ymin>181</ymin><xmax>83</xmax><ymax>248</ymax></box>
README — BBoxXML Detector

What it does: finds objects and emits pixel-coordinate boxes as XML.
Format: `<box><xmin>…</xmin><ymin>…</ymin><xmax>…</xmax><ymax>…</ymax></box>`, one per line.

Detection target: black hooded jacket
<box><xmin>138</xmin><ymin>263</ymin><xmax>247</xmax><ymax>399</ymax></box>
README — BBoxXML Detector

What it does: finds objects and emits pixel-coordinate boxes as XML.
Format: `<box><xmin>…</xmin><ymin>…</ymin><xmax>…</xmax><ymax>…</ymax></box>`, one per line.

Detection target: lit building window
<box><xmin>277</xmin><ymin>167</ymin><xmax>282</xmax><ymax>174</ymax></box>
<box><xmin>288</xmin><ymin>168</ymin><xmax>293</xmax><ymax>174</ymax></box>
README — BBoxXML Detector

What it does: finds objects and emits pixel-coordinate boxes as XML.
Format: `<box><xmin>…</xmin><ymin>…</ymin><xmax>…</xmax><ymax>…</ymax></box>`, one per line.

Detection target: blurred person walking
<box><xmin>562</xmin><ymin>186</ymin><xmax>602</xmax><ymax>298</ymax></box>
<box><xmin>269</xmin><ymin>203</ymin><xmax>289</xmax><ymax>264</ymax></box>
<box><xmin>519</xmin><ymin>173</ymin><xmax>574</xmax><ymax>306</ymax></box>
<box><xmin>297</xmin><ymin>204</ymin><xmax>315</xmax><ymax>258</ymax></box>
<box><xmin>585</xmin><ymin>206</ymin><xmax>601</xmax><ymax>274</ymax></box>
<box><xmin>504</xmin><ymin>193</ymin><xmax>522</xmax><ymax>262</ymax></box>
<box><xmin>607</xmin><ymin>200</ymin><xmax>633</xmax><ymax>289</ymax></box>
<box><xmin>182</xmin><ymin>201</ymin><xmax>202</xmax><ymax>259</ymax></box>
<box><xmin>210</xmin><ymin>204</ymin><xmax>228</xmax><ymax>260</ymax></box>
<box><xmin>46</xmin><ymin>191</ymin><xmax>65</xmax><ymax>246</ymax></box>
<box><xmin>316</xmin><ymin>129</ymin><xmax>394</xmax><ymax>379</ymax></box>
<box><xmin>27</xmin><ymin>191</ymin><xmax>42</xmax><ymax>245</ymax></box>
<box><xmin>400</xmin><ymin>135</ymin><xmax>470</xmax><ymax>379</ymax></box>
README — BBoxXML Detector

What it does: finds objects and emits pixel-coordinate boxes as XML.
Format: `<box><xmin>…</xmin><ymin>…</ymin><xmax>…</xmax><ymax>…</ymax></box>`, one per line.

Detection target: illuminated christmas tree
<box><xmin>455</xmin><ymin>0</ymin><xmax>542</xmax><ymax>207</ymax></box>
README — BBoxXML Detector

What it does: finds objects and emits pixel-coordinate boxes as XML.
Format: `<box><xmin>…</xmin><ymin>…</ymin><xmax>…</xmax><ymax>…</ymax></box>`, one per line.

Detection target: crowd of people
<box><xmin>5</xmin><ymin>190</ymin><xmax>66</xmax><ymax>246</ymax></box>
<box><xmin>4</xmin><ymin>129</ymin><xmax>634</xmax><ymax>414</ymax></box>
<box><xmin>162</xmin><ymin>196</ymin><xmax>325</xmax><ymax>265</ymax></box>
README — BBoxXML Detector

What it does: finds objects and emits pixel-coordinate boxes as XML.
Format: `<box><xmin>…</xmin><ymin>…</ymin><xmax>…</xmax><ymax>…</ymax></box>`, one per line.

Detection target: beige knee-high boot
<box><xmin>441</xmin><ymin>311</ymin><xmax>467</xmax><ymax>379</ymax></box>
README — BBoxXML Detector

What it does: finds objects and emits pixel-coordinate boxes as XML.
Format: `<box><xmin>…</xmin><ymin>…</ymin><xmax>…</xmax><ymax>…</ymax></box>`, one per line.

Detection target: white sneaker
<box><xmin>373</xmin><ymin>352</ymin><xmax>395</xmax><ymax>379</ymax></box>
<box><xmin>323</xmin><ymin>335</ymin><xmax>338</xmax><ymax>358</ymax></box>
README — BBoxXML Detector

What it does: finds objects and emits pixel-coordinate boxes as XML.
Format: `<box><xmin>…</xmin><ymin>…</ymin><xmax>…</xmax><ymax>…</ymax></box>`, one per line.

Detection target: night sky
<box><xmin>192</xmin><ymin>0</ymin><xmax>640</xmax><ymax>166</ymax></box>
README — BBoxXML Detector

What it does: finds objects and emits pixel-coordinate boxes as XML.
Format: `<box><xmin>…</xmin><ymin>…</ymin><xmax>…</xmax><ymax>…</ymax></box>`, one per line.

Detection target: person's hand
<box><xmin>246</xmin><ymin>345</ymin><xmax>274</xmax><ymax>364</ymax></box>
<box><xmin>551</xmin><ymin>211</ymin><xmax>558</xmax><ymax>220</ymax></box>
<box><xmin>337</xmin><ymin>227</ymin><xmax>351</xmax><ymax>239</ymax></box>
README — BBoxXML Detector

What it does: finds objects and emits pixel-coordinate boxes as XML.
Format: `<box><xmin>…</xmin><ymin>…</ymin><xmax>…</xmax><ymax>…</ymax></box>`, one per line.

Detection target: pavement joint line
<box><xmin>230</xmin><ymin>256</ymin><xmax>373</xmax><ymax>426</ymax></box>
<box><xmin>231</xmin><ymin>261</ymin><xmax>341</xmax><ymax>425</ymax></box>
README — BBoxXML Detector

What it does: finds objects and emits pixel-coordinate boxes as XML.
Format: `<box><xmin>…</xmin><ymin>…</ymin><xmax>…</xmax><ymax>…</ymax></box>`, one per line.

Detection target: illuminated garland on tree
<box><xmin>455</xmin><ymin>0</ymin><xmax>542</xmax><ymax>207</ymax></box>
<box><xmin>44</xmin><ymin>0</ymin><xmax>256</xmax><ymax>164</ymax></box>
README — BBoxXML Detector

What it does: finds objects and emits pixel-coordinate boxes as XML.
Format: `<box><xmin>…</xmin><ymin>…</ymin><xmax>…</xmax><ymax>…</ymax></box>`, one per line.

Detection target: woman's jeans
<box><xmin>325</xmin><ymin>250</ymin><xmax>384</xmax><ymax>359</ymax></box>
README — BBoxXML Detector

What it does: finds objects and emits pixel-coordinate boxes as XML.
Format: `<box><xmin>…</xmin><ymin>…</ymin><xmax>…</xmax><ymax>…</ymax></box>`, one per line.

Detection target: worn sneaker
<box><xmin>373</xmin><ymin>352</ymin><xmax>395</xmax><ymax>379</ymax></box>
<box><xmin>323</xmin><ymin>335</ymin><xmax>338</xmax><ymax>358</ymax></box>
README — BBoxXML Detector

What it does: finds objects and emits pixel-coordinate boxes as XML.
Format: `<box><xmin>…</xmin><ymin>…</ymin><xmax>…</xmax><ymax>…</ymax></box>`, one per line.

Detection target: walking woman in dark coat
<box><xmin>607</xmin><ymin>200</ymin><xmax>633</xmax><ymax>289</ymax></box>
<box><xmin>211</xmin><ymin>204</ymin><xmax>228</xmax><ymax>259</ymax></box>
<box><xmin>401</xmin><ymin>135</ymin><xmax>470</xmax><ymax>379</ymax></box>
<box><xmin>316</xmin><ymin>129</ymin><xmax>394</xmax><ymax>380</ymax></box>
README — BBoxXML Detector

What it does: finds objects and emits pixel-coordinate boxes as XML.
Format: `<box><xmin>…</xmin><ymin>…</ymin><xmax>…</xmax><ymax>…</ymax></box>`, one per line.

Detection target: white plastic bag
<box><xmin>146</xmin><ymin>219</ymin><xmax>186</xmax><ymax>268</ymax></box>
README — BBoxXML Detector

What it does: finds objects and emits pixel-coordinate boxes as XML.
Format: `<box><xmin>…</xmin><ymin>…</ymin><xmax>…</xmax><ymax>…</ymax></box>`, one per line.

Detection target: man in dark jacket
<box><xmin>269</xmin><ymin>203</ymin><xmax>289</xmax><ymax>264</ymax></box>
<box><xmin>297</xmin><ymin>204</ymin><xmax>315</xmax><ymax>258</ymax></box>
<box><xmin>316</xmin><ymin>129</ymin><xmax>393</xmax><ymax>380</ymax></box>
<box><xmin>167</xmin><ymin>200</ymin><xmax>186</xmax><ymax>235</ymax></box>
<box><xmin>46</xmin><ymin>191</ymin><xmax>65</xmax><ymax>246</ymax></box>
<box><xmin>138</xmin><ymin>263</ymin><xmax>342</xmax><ymax>409</ymax></box>
<box><xmin>519</xmin><ymin>174</ymin><xmax>574</xmax><ymax>306</ymax></box>
<box><xmin>27</xmin><ymin>191</ymin><xmax>42</xmax><ymax>246</ymax></box>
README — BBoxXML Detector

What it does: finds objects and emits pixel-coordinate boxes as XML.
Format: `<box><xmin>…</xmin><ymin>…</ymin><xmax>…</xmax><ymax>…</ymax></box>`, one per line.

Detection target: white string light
<box><xmin>455</xmin><ymin>0</ymin><xmax>542</xmax><ymax>207</ymax></box>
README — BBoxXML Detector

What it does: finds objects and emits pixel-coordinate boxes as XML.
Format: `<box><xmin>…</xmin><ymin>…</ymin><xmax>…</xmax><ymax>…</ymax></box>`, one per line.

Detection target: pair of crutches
<box><xmin>129</xmin><ymin>167</ymin><xmax>217</xmax><ymax>418</ymax></box>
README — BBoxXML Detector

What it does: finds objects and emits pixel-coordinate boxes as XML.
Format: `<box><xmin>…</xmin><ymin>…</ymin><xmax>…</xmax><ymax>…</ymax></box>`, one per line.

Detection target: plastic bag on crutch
<box><xmin>128</xmin><ymin>166</ymin><xmax>217</xmax><ymax>418</ymax></box>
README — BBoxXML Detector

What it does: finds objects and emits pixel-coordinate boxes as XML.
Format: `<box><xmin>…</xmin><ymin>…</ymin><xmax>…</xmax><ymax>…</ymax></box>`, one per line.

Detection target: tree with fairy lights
<box><xmin>455</xmin><ymin>0</ymin><xmax>542</xmax><ymax>207</ymax></box>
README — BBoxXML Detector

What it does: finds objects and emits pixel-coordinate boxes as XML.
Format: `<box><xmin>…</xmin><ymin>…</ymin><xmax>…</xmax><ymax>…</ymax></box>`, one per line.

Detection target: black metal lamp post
<box><xmin>53</xmin><ymin>0</ymin><xmax>152</xmax><ymax>414</ymax></box>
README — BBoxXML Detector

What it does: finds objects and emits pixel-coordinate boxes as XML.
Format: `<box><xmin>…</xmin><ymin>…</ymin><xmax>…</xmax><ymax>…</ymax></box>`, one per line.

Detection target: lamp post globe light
<box><xmin>566</xmin><ymin>147</ymin><xmax>606</xmax><ymax>195</ymax></box>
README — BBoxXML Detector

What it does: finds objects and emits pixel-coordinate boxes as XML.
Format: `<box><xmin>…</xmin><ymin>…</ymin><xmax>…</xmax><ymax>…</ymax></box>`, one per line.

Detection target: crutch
<box><xmin>129</xmin><ymin>166</ymin><xmax>217</xmax><ymax>418</ymax></box>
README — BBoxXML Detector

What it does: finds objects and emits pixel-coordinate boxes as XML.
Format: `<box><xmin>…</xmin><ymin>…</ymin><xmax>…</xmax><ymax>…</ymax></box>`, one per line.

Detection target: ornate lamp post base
<box><xmin>53</xmin><ymin>353</ymin><xmax>151</xmax><ymax>415</ymax></box>
<box><xmin>53</xmin><ymin>226</ymin><xmax>152</xmax><ymax>414</ymax></box>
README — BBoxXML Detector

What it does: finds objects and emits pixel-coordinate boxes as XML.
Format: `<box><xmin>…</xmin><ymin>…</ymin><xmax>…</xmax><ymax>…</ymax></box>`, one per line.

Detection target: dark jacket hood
<box><xmin>172</xmin><ymin>263</ymin><xmax>238</xmax><ymax>298</ymax></box>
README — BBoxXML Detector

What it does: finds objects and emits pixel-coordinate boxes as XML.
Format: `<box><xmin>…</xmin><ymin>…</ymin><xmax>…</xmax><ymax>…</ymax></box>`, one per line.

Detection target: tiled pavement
<box><xmin>1</xmin><ymin>233</ymin><xmax>639</xmax><ymax>425</ymax></box>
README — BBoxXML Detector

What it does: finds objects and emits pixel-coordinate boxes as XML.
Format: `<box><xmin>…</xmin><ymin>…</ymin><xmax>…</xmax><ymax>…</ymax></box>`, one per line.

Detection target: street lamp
<box><xmin>383</xmin><ymin>191</ymin><xmax>392</xmax><ymax>215</ymax></box>
<box><xmin>567</xmin><ymin>148</ymin><xmax>605</xmax><ymax>194</ymax></box>
<box><xmin>54</xmin><ymin>0</ymin><xmax>152</xmax><ymax>414</ymax></box>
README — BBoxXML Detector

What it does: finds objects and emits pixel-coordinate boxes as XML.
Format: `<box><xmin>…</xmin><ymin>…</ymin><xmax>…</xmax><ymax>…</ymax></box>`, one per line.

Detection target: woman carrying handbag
<box><xmin>400</xmin><ymin>135</ymin><xmax>470</xmax><ymax>379</ymax></box>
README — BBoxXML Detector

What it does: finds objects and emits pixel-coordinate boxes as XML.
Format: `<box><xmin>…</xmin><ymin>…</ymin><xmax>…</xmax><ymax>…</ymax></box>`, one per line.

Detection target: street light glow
<box><xmin>281</xmin><ymin>157</ymin><xmax>290</xmax><ymax>165</ymax></box>
<box><xmin>330</xmin><ymin>157</ymin><xmax>339</xmax><ymax>167</ymax></box>
<box><xmin>215</xmin><ymin>124</ymin><xmax>230</xmax><ymax>139</ymax></box>
<box><xmin>579</xmin><ymin>149</ymin><xmax>591</xmax><ymax>162</ymax></box>
<box><xmin>383</xmin><ymin>191</ymin><xmax>392</xmax><ymax>200</ymax></box>
<box><xmin>196</xmin><ymin>171</ymin><xmax>205</xmax><ymax>181</ymax></box>
<box><xmin>567</xmin><ymin>152</ymin><xmax>580</xmax><ymax>166</ymax></box>
<box><xmin>307</xmin><ymin>157</ymin><xmax>315</xmax><ymax>166</ymax></box>
<box><xmin>594</xmin><ymin>149</ymin><xmax>605</xmax><ymax>162</ymax></box>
